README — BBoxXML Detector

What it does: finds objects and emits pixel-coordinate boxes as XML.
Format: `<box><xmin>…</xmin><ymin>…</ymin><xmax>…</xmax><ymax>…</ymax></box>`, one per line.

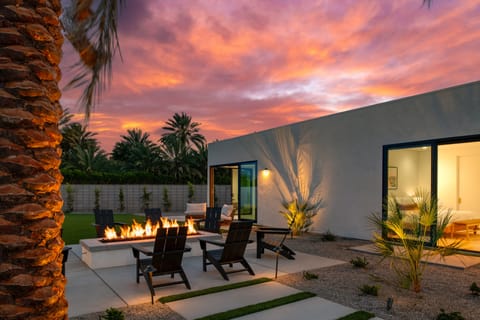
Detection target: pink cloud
<box><xmin>60</xmin><ymin>0</ymin><xmax>480</xmax><ymax>153</ymax></box>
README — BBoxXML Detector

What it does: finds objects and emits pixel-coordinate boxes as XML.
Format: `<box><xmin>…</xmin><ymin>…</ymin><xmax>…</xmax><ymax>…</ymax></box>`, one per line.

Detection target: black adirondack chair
<box><xmin>144</xmin><ymin>208</ymin><xmax>163</xmax><ymax>224</ymax></box>
<box><xmin>93</xmin><ymin>209</ymin><xmax>126</xmax><ymax>238</ymax></box>
<box><xmin>199</xmin><ymin>220</ymin><xmax>255</xmax><ymax>280</ymax></box>
<box><xmin>60</xmin><ymin>228</ymin><xmax>71</xmax><ymax>276</ymax></box>
<box><xmin>132</xmin><ymin>226</ymin><xmax>191</xmax><ymax>304</ymax></box>
<box><xmin>197</xmin><ymin>207</ymin><xmax>222</xmax><ymax>233</ymax></box>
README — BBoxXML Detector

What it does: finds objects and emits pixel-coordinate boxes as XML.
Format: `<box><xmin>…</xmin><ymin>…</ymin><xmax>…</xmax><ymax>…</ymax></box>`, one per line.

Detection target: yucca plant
<box><xmin>280</xmin><ymin>199</ymin><xmax>318</xmax><ymax>236</ymax></box>
<box><xmin>370</xmin><ymin>189</ymin><xmax>462</xmax><ymax>293</ymax></box>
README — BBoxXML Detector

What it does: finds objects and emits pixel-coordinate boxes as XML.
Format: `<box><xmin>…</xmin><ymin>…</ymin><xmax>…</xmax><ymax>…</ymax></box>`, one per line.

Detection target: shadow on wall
<box><xmin>251</xmin><ymin>126</ymin><xmax>325</xmax><ymax>232</ymax></box>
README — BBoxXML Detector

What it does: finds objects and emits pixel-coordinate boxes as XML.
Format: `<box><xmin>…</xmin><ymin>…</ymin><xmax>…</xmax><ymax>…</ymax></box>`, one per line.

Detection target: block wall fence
<box><xmin>60</xmin><ymin>184</ymin><xmax>232</xmax><ymax>214</ymax></box>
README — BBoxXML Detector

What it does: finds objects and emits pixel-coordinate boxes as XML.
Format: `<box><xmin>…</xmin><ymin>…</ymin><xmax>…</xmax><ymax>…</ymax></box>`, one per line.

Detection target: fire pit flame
<box><xmin>103</xmin><ymin>217</ymin><xmax>197</xmax><ymax>241</ymax></box>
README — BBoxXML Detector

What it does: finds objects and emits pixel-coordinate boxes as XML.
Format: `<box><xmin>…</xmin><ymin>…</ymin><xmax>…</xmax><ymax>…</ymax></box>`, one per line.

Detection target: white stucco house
<box><xmin>207</xmin><ymin>81</ymin><xmax>480</xmax><ymax>251</ymax></box>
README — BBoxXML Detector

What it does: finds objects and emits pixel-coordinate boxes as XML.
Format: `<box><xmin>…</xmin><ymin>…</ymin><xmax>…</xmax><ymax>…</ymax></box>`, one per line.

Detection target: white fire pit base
<box><xmin>80</xmin><ymin>231</ymin><xmax>220</xmax><ymax>269</ymax></box>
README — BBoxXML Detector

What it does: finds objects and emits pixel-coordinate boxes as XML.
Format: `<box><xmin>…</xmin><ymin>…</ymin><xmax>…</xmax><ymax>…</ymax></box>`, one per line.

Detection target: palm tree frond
<box><xmin>61</xmin><ymin>0</ymin><xmax>124</xmax><ymax>119</ymax></box>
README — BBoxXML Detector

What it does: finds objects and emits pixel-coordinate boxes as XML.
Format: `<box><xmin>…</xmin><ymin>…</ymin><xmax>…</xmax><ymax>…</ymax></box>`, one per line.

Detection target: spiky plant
<box><xmin>370</xmin><ymin>189</ymin><xmax>462</xmax><ymax>293</ymax></box>
<box><xmin>280</xmin><ymin>199</ymin><xmax>318</xmax><ymax>236</ymax></box>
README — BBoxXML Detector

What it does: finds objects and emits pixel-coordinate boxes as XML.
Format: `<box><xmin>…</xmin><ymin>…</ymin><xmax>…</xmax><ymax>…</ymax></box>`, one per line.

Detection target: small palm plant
<box><xmin>370</xmin><ymin>189</ymin><xmax>462</xmax><ymax>293</ymax></box>
<box><xmin>280</xmin><ymin>199</ymin><xmax>318</xmax><ymax>236</ymax></box>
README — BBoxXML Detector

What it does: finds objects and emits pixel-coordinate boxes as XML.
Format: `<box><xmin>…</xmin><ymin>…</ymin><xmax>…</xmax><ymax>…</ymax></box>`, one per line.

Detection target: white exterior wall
<box><xmin>208</xmin><ymin>82</ymin><xmax>480</xmax><ymax>240</ymax></box>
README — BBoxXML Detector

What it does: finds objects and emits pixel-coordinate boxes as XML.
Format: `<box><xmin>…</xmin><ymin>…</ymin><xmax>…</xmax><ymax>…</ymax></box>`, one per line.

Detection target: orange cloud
<box><xmin>59</xmin><ymin>0</ymin><xmax>480</xmax><ymax>153</ymax></box>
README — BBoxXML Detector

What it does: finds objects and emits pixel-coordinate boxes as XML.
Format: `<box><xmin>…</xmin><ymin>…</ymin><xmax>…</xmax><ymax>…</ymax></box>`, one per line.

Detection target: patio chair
<box><xmin>197</xmin><ymin>207</ymin><xmax>222</xmax><ymax>233</ymax></box>
<box><xmin>254</xmin><ymin>226</ymin><xmax>295</xmax><ymax>260</ymax></box>
<box><xmin>199</xmin><ymin>220</ymin><xmax>255</xmax><ymax>280</ymax></box>
<box><xmin>132</xmin><ymin>226</ymin><xmax>191</xmax><ymax>304</ymax></box>
<box><xmin>60</xmin><ymin>228</ymin><xmax>71</xmax><ymax>276</ymax></box>
<box><xmin>62</xmin><ymin>247</ymin><xmax>71</xmax><ymax>276</ymax></box>
<box><xmin>144</xmin><ymin>208</ymin><xmax>162</xmax><ymax>224</ymax></box>
<box><xmin>93</xmin><ymin>209</ymin><xmax>126</xmax><ymax>238</ymax></box>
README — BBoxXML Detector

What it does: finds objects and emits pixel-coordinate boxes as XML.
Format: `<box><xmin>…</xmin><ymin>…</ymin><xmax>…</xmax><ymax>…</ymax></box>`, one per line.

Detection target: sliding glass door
<box><xmin>209</xmin><ymin>161</ymin><xmax>257</xmax><ymax>222</ymax></box>
<box><xmin>384</xmin><ymin>136</ymin><xmax>480</xmax><ymax>251</ymax></box>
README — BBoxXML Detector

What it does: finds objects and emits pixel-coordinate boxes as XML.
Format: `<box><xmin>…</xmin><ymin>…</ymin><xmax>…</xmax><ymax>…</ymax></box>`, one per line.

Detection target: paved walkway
<box><xmin>66</xmin><ymin>244</ymin><xmax>383</xmax><ymax>319</ymax></box>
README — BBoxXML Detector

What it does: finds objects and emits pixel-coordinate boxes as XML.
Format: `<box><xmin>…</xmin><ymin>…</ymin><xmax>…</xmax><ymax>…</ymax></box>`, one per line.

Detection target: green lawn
<box><xmin>62</xmin><ymin>213</ymin><xmax>141</xmax><ymax>245</ymax></box>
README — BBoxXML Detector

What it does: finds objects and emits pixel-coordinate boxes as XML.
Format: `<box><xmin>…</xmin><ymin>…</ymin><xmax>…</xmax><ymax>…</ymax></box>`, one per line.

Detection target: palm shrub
<box><xmin>141</xmin><ymin>187</ymin><xmax>151</xmax><ymax>210</ymax></box>
<box><xmin>280</xmin><ymin>199</ymin><xmax>318</xmax><ymax>236</ymax></box>
<box><xmin>94</xmin><ymin>187</ymin><xmax>101</xmax><ymax>211</ymax></box>
<box><xmin>370</xmin><ymin>189</ymin><xmax>462</xmax><ymax>293</ymax></box>
<box><xmin>65</xmin><ymin>184</ymin><xmax>74</xmax><ymax>213</ymax></box>
<box><xmin>188</xmin><ymin>181</ymin><xmax>195</xmax><ymax>202</ymax></box>
<box><xmin>163</xmin><ymin>187</ymin><xmax>171</xmax><ymax>212</ymax></box>
<box><xmin>100</xmin><ymin>307</ymin><xmax>125</xmax><ymax>320</ymax></box>
<box><xmin>118</xmin><ymin>187</ymin><xmax>125</xmax><ymax>212</ymax></box>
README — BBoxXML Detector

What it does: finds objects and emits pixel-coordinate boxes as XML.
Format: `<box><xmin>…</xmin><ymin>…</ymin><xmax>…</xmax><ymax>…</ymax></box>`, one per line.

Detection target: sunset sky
<box><xmin>59</xmin><ymin>0</ymin><xmax>480</xmax><ymax>153</ymax></box>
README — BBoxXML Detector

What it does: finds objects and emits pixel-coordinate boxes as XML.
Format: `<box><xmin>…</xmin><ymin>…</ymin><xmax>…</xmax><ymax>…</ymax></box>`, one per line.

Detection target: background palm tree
<box><xmin>161</xmin><ymin>112</ymin><xmax>206</xmax><ymax>154</ymax></box>
<box><xmin>61</xmin><ymin>122</ymin><xmax>100</xmax><ymax>166</ymax></box>
<box><xmin>111</xmin><ymin>128</ymin><xmax>163</xmax><ymax>174</ymax></box>
<box><xmin>71</xmin><ymin>144</ymin><xmax>109</xmax><ymax>173</ymax></box>
<box><xmin>160</xmin><ymin>113</ymin><xmax>206</xmax><ymax>183</ymax></box>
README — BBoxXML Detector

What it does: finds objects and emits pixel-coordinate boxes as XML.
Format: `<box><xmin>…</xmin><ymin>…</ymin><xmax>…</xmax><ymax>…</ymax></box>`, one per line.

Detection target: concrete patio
<box><xmin>65</xmin><ymin>241</ymin><xmax>382</xmax><ymax>319</ymax></box>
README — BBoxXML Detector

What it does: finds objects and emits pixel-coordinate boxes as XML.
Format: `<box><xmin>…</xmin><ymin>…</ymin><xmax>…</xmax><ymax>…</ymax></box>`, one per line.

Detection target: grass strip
<box><xmin>158</xmin><ymin>277</ymin><xmax>272</xmax><ymax>303</ymax></box>
<box><xmin>337</xmin><ymin>310</ymin><xmax>375</xmax><ymax>320</ymax></box>
<box><xmin>193</xmin><ymin>291</ymin><xmax>316</xmax><ymax>320</ymax></box>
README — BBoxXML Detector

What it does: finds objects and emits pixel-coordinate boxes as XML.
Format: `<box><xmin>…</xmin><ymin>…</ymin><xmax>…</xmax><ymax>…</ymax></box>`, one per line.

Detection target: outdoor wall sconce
<box><xmin>262</xmin><ymin>168</ymin><xmax>270</xmax><ymax>177</ymax></box>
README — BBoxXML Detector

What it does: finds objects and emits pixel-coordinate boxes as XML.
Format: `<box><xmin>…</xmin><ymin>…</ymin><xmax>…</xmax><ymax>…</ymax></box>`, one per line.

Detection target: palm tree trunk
<box><xmin>0</xmin><ymin>1</ymin><xmax>67</xmax><ymax>319</ymax></box>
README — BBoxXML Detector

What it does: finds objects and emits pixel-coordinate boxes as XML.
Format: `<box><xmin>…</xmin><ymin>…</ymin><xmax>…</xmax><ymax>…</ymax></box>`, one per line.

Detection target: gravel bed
<box><xmin>72</xmin><ymin>233</ymin><xmax>480</xmax><ymax>320</ymax></box>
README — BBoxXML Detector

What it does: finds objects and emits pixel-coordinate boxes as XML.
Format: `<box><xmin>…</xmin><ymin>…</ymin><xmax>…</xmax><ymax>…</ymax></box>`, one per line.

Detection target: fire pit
<box><xmin>100</xmin><ymin>217</ymin><xmax>198</xmax><ymax>243</ymax></box>
<box><xmin>80</xmin><ymin>217</ymin><xmax>220</xmax><ymax>269</ymax></box>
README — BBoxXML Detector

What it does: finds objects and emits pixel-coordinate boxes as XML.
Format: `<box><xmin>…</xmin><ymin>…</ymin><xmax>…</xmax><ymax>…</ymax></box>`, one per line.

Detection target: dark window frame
<box><xmin>382</xmin><ymin>134</ymin><xmax>480</xmax><ymax>245</ymax></box>
<box><xmin>209</xmin><ymin>160</ymin><xmax>258</xmax><ymax>222</ymax></box>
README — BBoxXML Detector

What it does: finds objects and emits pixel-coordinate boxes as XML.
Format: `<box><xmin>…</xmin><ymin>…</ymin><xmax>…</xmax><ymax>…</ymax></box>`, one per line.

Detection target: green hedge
<box><xmin>61</xmin><ymin>169</ymin><xmax>175</xmax><ymax>184</ymax></box>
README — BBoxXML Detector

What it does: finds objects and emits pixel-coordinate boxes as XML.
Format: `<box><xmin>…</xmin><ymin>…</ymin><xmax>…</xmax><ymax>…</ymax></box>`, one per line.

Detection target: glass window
<box><xmin>386</xmin><ymin>146</ymin><xmax>432</xmax><ymax>242</ymax></box>
<box><xmin>438</xmin><ymin>141</ymin><xmax>480</xmax><ymax>251</ymax></box>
